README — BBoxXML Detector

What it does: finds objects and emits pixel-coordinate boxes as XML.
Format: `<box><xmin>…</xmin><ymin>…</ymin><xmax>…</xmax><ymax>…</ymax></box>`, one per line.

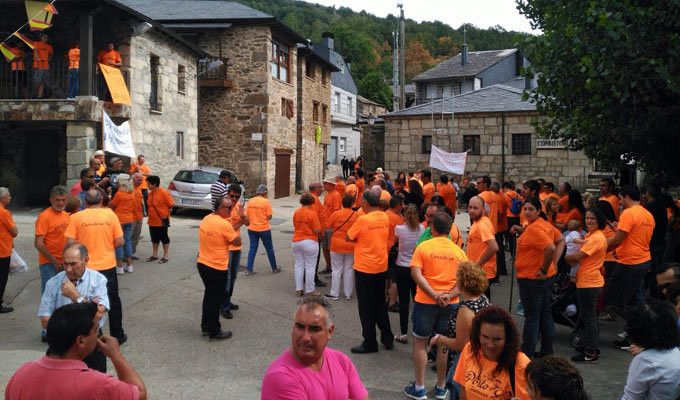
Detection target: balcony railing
<box><xmin>0</xmin><ymin>58</ymin><xmax>128</xmax><ymax>100</ymax></box>
<box><xmin>197</xmin><ymin>57</ymin><xmax>232</xmax><ymax>88</ymax></box>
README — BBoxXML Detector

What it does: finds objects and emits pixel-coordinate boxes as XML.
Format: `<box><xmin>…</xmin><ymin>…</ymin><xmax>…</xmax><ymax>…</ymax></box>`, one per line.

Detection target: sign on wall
<box><xmin>103</xmin><ymin>110</ymin><xmax>135</xmax><ymax>158</ymax></box>
<box><xmin>536</xmin><ymin>139</ymin><xmax>567</xmax><ymax>149</ymax></box>
<box><xmin>429</xmin><ymin>145</ymin><xmax>467</xmax><ymax>175</ymax></box>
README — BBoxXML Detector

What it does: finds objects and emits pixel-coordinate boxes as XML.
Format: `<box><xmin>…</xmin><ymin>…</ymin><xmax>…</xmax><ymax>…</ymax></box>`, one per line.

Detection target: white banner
<box><xmin>429</xmin><ymin>145</ymin><xmax>467</xmax><ymax>175</ymax></box>
<box><xmin>103</xmin><ymin>111</ymin><xmax>135</xmax><ymax>158</ymax></box>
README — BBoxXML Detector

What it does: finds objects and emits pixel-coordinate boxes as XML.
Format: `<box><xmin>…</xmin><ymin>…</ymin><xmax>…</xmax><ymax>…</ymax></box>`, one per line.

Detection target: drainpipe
<box><xmin>501</xmin><ymin>113</ymin><xmax>506</xmax><ymax>183</ymax></box>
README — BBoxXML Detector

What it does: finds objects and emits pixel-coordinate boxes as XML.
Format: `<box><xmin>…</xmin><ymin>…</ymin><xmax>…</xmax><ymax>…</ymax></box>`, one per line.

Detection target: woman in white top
<box><xmin>394</xmin><ymin>204</ymin><xmax>425</xmax><ymax>343</ymax></box>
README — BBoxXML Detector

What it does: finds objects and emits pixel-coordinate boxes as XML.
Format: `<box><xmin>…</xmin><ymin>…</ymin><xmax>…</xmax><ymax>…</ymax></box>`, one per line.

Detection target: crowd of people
<box><xmin>2</xmin><ymin>156</ymin><xmax>680</xmax><ymax>399</ymax></box>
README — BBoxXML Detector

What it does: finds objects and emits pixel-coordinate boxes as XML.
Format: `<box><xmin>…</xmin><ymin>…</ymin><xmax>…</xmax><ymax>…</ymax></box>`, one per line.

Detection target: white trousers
<box><xmin>330</xmin><ymin>251</ymin><xmax>355</xmax><ymax>298</ymax></box>
<box><xmin>292</xmin><ymin>239</ymin><xmax>319</xmax><ymax>293</ymax></box>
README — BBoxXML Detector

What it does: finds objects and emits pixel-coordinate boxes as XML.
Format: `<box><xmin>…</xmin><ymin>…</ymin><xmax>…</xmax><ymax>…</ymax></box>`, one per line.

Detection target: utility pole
<box><xmin>392</xmin><ymin>30</ymin><xmax>399</xmax><ymax>111</ymax></box>
<box><xmin>398</xmin><ymin>3</ymin><xmax>405</xmax><ymax>110</ymax></box>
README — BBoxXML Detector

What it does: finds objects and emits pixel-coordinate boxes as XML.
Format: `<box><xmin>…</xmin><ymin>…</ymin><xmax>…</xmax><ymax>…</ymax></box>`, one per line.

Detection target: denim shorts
<box><xmin>412</xmin><ymin>301</ymin><xmax>453</xmax><ymax>338</ymax></box>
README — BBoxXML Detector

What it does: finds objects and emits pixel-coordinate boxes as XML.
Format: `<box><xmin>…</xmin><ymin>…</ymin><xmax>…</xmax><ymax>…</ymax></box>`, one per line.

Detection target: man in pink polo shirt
<box><xmin>261</xmin><ymin>297</ymin><xmax>369</xmax><ymax>400</ymax></box>
<box><xmin>5</xmin><ymin>302</ymin><xmax>146</xmax><ymax>400</ymax></box>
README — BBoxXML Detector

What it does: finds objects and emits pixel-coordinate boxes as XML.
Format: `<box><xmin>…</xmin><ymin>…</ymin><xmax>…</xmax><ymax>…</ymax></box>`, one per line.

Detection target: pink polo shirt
<box><xmin>5</xmin><ymin>356</ymin><xmax>140</xmax><ymax>400</ymax></box>
<box><xmin>261</xmin><ymin>347</ymin><xmax>368</xmax><ymax>400</ymax></box>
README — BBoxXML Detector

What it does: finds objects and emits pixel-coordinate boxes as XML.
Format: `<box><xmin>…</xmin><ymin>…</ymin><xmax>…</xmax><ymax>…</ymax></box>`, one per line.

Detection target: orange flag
<box><xmin>0</xmin><ymin>43</ymin><xmax>17</xmax><ymax>62</ymax></box>
<box><xmin>29</xmin><ymin>19</ymin><xmax>51</xmax><ymax>31</ymax></box>
<box><xmin>12</xmin><ymin>32</ymin><xmax>34</xmax><ymax>49</ymax></box>
<box><xmin>43</xmin><ymin>3</ymin><xmax>58</xmax><ymax>14</ymax></box>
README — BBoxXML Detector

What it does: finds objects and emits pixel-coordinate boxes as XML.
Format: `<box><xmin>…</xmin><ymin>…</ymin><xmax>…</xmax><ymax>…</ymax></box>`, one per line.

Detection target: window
<box><xmin>281</xmin><ymin>98</ymin><xmax>294</xmax><ymax>119</ymax></box>
<box><xmin>512</xmin><ymin>133</ymin><xmax>532</xmax><ymax>155</ymax></box>
<box><xmin>177</xmin><ymin>64</ymin><xmax>186</xmax><ymax>93</ymax></box>
<box><xmin>305</xmin><ymin>59</ymin><xmax>315</xmax><ymax>79</ymax></box>
<box><xmin>322</xmin><ymin>104</ymin><xmax>328</xmax><ymax>124</ymax></box>
<box><xmin>339</xmin><ymin>137</ymin><xmax>346</xmax><ymax>152</ymax></box>
<box><xmin>463</xmin><ymin>135</ymin><xmax>480</xmax><ymax>155</ymax></box>
<box><xmin>335</xmin><ymin>92</ymin><xmax>341</xmax><ymax>113</ymax></box>
<box><xmin>321</xmin><ymin>70</ymin><xmax>328</xmax><ymax>85</ymax></box>
<box><xmin>313</xmin><ymin>101</ymin><xmax>320</xmax><ymax>122</ymax></box>
<box><xmin>436</xmin><ymin>84</ymin><xmax>444</xmax><ymax>98</ymax></box>
<box><xmin>270</xmin><ymin>40</ymin><xmax>289</xmax><ymax>82</ymax></box>
<box><xmin>421</xmin><ymin>135</ymin><xmax>432</xmax><ymax>154</ymax></box>
<box><xmin>347</xmin><ymin>97</ymin><xmax>353</xmax><ymax>116</ymax></box>
<box><xmin>453</xmin><ymin>82</ymin><xmax>462</xmax><ymax>95</ymax></box>
<box><xmin>176</xmin><ymin>131</ymin><xmax>184</xmax><ymax>159</ymax></box>
<box><xmin>150</xmin><ymin>55</ymin><xmax>161</xmax><ymax>111</ymax></box>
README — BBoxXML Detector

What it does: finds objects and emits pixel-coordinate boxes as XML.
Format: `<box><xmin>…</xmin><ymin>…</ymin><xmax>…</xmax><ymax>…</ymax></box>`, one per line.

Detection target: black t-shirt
<box><xmin>102</xmin><ymin>168</ymin><xmax>122</xmax><ymax>197</ymax></box>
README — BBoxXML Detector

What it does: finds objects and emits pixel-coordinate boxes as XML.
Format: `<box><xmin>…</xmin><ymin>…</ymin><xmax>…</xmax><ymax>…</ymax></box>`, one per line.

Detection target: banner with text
<box><xmin>429</xmin><ymin>145</ymin><xmax>467</xmax><ymax>175</ymax></box>
<box><xmin>99</xmin><ymin>63</ymin><xmax>131</xmax><ymax>105</ymax></box>
<box><xmin>103</xmin><ymin>111</ymin><xmax>135</xmax><ymax>158</ymax></box>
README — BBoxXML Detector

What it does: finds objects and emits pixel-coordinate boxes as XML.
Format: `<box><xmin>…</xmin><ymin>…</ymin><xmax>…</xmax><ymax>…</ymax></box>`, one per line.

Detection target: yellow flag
<box><xmin>99</xmin><ymin>63</ymin><xmax>131</xmax><ymax>105</ymax></box>
<box><xmin>13</xmin><ymin>32</ymin><xmax>35</xmax><ymax>49</ymax></box>
<box><xmin>0</xmin><ymin>43</ymin><xmax>17</xmax><ymax>62</ymax></box>
<box><xmin>29</xmin><ymin>19</ymin><xmax>51</xmax><ymax>31</ymax></box>
<box><xmin>25</xmin><ymin>1</ymin><xmax>53</xmax><ymax>29</ymax></box>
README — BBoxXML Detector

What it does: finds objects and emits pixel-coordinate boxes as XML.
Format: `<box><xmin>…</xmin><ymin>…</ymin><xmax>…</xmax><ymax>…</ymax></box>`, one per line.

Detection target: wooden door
<box><xmin>274</xmin><ymin>153</ymin><xmax>291</xmax><ymax>199</ymax></box>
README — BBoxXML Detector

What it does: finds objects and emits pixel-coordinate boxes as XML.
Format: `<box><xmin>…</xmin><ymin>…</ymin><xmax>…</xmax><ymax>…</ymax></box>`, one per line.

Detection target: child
<box><xmin>565</xmin><ymin>219</ymin><xmax>586</xmax><ymax>278</ymax></box>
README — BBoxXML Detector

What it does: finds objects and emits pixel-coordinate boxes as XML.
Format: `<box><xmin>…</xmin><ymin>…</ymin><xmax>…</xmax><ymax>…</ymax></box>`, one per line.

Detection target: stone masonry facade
<box><xmin>383</xmin><ymin>112</ymin><xmax>594</xmax><ymax>189</ymax></box>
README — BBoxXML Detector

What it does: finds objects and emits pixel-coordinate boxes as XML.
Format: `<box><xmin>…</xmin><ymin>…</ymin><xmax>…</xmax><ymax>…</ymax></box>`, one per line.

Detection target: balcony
<box><xmin>197</xmin><ymin>57</ymin><xmax>233</xmax><ymax>88</ymax></box>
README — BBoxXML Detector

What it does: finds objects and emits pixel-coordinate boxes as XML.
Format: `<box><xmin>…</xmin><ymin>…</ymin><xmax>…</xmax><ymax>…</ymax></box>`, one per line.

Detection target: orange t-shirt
<box><xmin>466</xmin><ymin>216</ymin><xmax>497</xmax><ymax>279</ymax></box>
<box><xmin>0</xmin><ymin>206</ymin><xmax>15</xmax><ymax>258</ymax></box>
<box><xmin>496</xmin><ymin>192</ymin><xmax>509</xmax><ymax>232</ymax></box>
<box><xmin>438</xmin><ymin>183</ymin><xmax>457</xmax><ymax>213</ymax></box>
<box><xmin>346</xmin><ymin>210</ymin><xmax>389</xmax><ymax>274</ymax></box>
<box><xmin>65</xmin><ymin>207</ymin><xmax>123</xmax><ymax>271</ymax></box>
<box><xmin>601</xmin><ymin>194</ymin><xmax>620</xmax><ymax>218</ymax></box>
<box><xmin>454</xmin><ymin>343</ymin><xmax>530</xmax><ymax>400</ymax></box>
<box><xmin>129</xmin><ymin>164</ymin><xmax>151</xmax><ymax>189</ymax></box>
<box><xmin>556</xmin><ymin>208</ymin><xmax>583</xmax><ymax>226</ymax></box>
<box><xmin>616</xmin><ymin>204</ymin><xmax>654</xmax><ymax>265</ymax></box>
<box><xmin>311</xmin><ymin>194</ymin><xmax>327</xmax><ymax>228</ymax></box>
<box><xmin>410</xmin><ymin>236</ymin><xmax>468</xmax><ymax>304</ymax></box>
<box><xmin>479</xmin><ymin>190</ymin><xmax>499</xmax><ymax>233</ymax></box>
<box><xmin>450</xmin><ymin>223</ymin><xmax>463</xmax><ymax>247</ymax></box>
<box><xmin>197</xmin><ymin>214</ymin><xmax>238</xmax><ymax>270</ymax></box>
<box><xmin>246</xmin><ymin>196</ymin><xmax>272</xmax><ymax>232</ymax></box>
<box><xmin>386</xmin><ymin>209</ymin><xmax>404</xmax><ymax>248</ymax></box>
<box><xmin>132</xmin><ymin>187</ymin><xmax>143</xmax><ymax>221</ymax></box>
<box><xmin>422</xmin><ymin>182</ymin><xmax>435</xmax><ymax>203</ymax></box>
<box><xmin>98</xmin><ymin>49</ymin><xmax>122</xmax><ymax>67</ymax></box>
<box><xmin>110</xmin><ymin>191</ymin><xmax>135</xmax><ymax>225</ymax></box>
<box><xmin>576</xmin><ymin>229</ymin><xmax>607</xmax><ymax>288</ymax></box>
<box><xmin>32</xmin><ymin>41</ymin><xmax>52</xmax><ymax>69</ymax></box>
<box><xmin>10</xmin><ymin>48</ymin><xmax>25</xmax><ymax>71</ymax></box>
<box><xmin>335</xmin><ymin>181</ymin><xmax>346</xmax><ymax>197</ymax></box>
<box><xmin>226</xmin><ymin>202</ymin><xmax>244</xmax><ymax>251</ymax></box>
<box><xmin>603</xmin><ymin>225</ymin><xmax>617</xmax><ymax>262</ymax></box>
<box><xmin>539</xmin><ymin>192</ymin><xmax>548</xmax><ymax>203</ymax></box>
<box><xmin>67</xmin><ymin>47</ymin><xmax>80</xmax><ymax>69</ymax></box>
<box><xmin>147</xmin><ymin>188</ymin><xmax>173</xmax><ymax>227</ymax></box>
<box><xmin>354</xmin><ymin>178</ymin><xmax>365</xmax><ymax>208</ymax></box>
<box><xmin>515</xmin><ymin>218</ymin><xmax>559</xmax><ymax>279</ymax></box>
<box><xmin>34</xmin><ymin>207</ymin><xmax>69</xmax><ymax>265</ymax></box>
<box><xmin>323</xmin><ymin>190</ymin><xmax>342</xmax><ymax>223</ymax></box>
<box><xmin>558</xmin><ymin>194</ymin><xmax>571</xmax><ymax>213</ymax></box>
<box><xmin>326</xmin><ymin>208</ymin><xmax>358</xmax><ymax>253</ymax></box>
<box><xmin>292</xmin><ymin>207</ymin><xmax>321</xmax><ymax>242</ymax></box>
<box><xmin>345</xmin><ymin>184</ymin><xmax>357</xmax><ymax>200</ymax></box>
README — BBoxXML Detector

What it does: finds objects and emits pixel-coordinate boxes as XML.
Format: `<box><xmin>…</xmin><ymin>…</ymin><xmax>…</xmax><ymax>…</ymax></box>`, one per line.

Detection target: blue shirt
<box><xmin>38</xmin><ymin>269</ymin><xmax>109</xmax><ymax>328</ymax></box>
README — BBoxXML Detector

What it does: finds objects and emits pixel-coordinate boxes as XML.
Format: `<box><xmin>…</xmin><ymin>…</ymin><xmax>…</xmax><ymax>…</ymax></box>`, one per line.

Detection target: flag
<box><xmin>12</xmin><ymin>32</ymin><xmax>34</xmax><ymax>49</ymax></box>
<box><xmin>314</xmin><ymin>125</ymin><xmax>322</xmax><ymax>144</ymax></box>
<box><xmin>429</xmin><ymin>145</ymin><xmax>467</xmax><ymax>175</ymax></box>
<box><xmin>25</xmin><ymin>1</ymin><xmax>53</xmax><ymax>29</ymax></box>
<box><xmin>43</xmin><ymin>3</ymin><xmax>57</xmax><ymax>14</ymax></box>
<box><xmin>0</xmin><ymin>43</ymin><xmax>17</xmax><ymax>62</ymax></box>
<box><xmin>29</xmin><ymin>19</ymin><xmax>51</xmax><ymax>31</ymax></box>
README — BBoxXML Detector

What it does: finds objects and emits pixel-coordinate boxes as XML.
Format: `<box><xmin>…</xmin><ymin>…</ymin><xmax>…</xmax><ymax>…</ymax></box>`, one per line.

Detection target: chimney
<box><xmin>461</xmin><ymin>25</ymin><xmax>468</xmax><ymax>66</ymax></box>
<box><xmin>322</xmin><ymin>32</ymin><xmax>334</xmax><ymax>50</ymax></box>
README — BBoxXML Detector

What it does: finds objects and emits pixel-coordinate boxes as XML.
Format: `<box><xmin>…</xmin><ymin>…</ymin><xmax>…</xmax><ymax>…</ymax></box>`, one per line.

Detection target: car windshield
<box><xmin>173</xmin><ymin>171</ymin><xmax>218</xmax><ymax>184</ymax></box>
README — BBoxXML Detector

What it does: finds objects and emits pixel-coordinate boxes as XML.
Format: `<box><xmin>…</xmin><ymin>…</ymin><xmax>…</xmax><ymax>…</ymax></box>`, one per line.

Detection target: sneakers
<box><xmin>613</xmin><ymin>337</ymin><xmax>632</xmax><ymax>350</ymax></box>
<box><xmin>403</xmin><ymin>383</ymin><xmax>427</xmax><ymax>400</ymax></box>
<box><xmin>124</xmin><ymin>265</ymin><xmax>134</xmax><ymax>273</ymax></box>
<box><xmin>245</xmin><ymin>270</ymin><xmax>258</xmax><ymax>276</ymax></box>
<box><xmin>345</xmin><ymin>296</ymin><xmax>352</xmax><ymax>301</ymax></box>
<box><xmin>516</xmin><ymin>301</ymin><xmax>525</xmax><ymax>316</ymax></box>
<box><xmin>395</xmin><ymin>334</ymin><xmax>408</xmax><ymax>344</ymax></box>
<box><xmin>433</xmin><ymin>385</ymin><xmax>449</xmax><ymax>400</ymax></box>
<box><xmin>571</xmin><ymin>353</ymin><xmax>599</xmax><ymax>364</ymax></box>
<box><xmin>116</xmin><ymin>267</ymin><xmax>125</xmax><ymax>275</ymax></box>
<box><xmin>323</xmin><ymin>294</ymin><xmax>339</xmax><ymax>301</ymax></box>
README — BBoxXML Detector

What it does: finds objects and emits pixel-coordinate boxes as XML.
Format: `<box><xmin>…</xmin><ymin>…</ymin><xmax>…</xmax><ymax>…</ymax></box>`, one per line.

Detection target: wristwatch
<box><xmin>76</xmin><ymin>296</ymin><xmax>84</xmax><ymax>304</ymax></box>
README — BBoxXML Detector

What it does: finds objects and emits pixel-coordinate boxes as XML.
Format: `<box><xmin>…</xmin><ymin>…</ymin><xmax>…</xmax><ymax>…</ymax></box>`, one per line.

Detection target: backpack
<box><xmin>509</xmin><ymin>195</ymin><xmax>522</xmax><ymax>215</ymax></box>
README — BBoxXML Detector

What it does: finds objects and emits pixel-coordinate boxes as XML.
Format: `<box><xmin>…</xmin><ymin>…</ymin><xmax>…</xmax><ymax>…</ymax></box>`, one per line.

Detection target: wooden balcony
<box><xmin>198</xmin><ymin>57</ymin><xmax>233</xmax><ymax>88</ymax></box>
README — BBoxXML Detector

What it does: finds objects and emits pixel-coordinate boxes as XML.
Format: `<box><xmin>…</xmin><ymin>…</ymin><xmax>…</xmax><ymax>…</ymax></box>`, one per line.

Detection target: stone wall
<box><xmin>384</xmin><ymin>113</ymin><xmax>594</xmax><ymax>188</ymax></box>
<box><xmin>128</xmin><ymin>30</ymin><xmax>198</xmax><ymax>186</ymax></box>
<box><xmin>360</xmin><ymin>123</ymin><xmax>385</xmax><ymax>172</ymax></box>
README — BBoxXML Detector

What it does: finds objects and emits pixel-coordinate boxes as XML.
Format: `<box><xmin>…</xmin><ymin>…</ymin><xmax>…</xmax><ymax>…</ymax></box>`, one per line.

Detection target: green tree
<box><xmin>357</xmin><ymin>71</ymin><xmax>393</xmax><ymax>110</ymax></box>
<box><xmin>518</xmin><ymin>0</ymin><xmax>680</xmax><ymax>185</ymax></box>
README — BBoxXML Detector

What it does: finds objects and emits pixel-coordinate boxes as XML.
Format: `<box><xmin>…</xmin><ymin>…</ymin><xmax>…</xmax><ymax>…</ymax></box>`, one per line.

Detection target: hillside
<box><xmin>237</xmin><ymin>0</ymin><xmax>530</xmax><ymax>107</ymax></box>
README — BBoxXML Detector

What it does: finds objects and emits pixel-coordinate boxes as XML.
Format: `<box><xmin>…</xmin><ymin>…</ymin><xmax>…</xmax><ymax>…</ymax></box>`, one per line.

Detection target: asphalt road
<box><xmin>0</xmin><ymin>196</ymin><xmax>632</xmax><ymax>399</ymax></box>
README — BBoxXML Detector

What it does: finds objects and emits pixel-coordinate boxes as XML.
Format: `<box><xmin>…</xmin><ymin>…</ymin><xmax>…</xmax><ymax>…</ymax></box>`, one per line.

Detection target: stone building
<box><xmin>127</xmin><ymin>1</ymin><xmax>310</xmax><ymax>198</ymax></box>
<box><xmin>382</xmin><ymin>85</ymin><xmax>594</xmax><ymax>188</ymax></box>
<box><xmin>0</xmin><ymin>0</ymin><xmax>200</xmax><ymax>206</ymax></box>
<box><xmin>357</xmin><ymin>96</ymin><xmax>388</xmax><ymax>171</ymax></box>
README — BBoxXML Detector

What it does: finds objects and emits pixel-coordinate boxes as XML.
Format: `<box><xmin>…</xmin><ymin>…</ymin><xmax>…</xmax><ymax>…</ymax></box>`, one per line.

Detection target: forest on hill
<box><xmin>238</xmin><ymin>0</ymin><xmax>531</xmax><ymax>108</ymax></box>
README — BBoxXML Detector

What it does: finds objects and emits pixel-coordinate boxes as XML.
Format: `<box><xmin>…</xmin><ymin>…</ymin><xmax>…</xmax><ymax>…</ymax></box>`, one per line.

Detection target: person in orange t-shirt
<box><xmin>109</xmin><ymin>175</ymin><xmax>135</xmax><ymax>274</ymax></box>
<box><xmin>502</xmin><ymin>181</ymin><xmax>523</xmax><ymax>257</ymax></box>
<box><xmin>34</xmin><ymin>185</ymin><xmax>69</xmax><ymax>294</ymax></box>
<box><xmin>491</xmin><ymin>182</ymin><xmax>509</xmax><ymax>277</ymax></box>
<box><xmin>324</xmin><ymin>194</ymin><xmax>359</xmax><ymax>300</ymax></box>
<box><xmin>510</xmin><ymin>197</ymin><xmax>564</xmax><ymax>357</ymax></box>
<box><xmin>605</xmin><ymin>184</ymin><xmax>654</xmax><ymax>340</ymax></box>
<box><xmin>557</xmin><ymin>182</ymin><xmax>572</xmax><ymax>214</ymax></box>
<box><xmin>308</xmin><ymin>182</ymin><xmax>330</xmax><ymax>282</ymax></box>
<box><xmin>565</xmin><ymin>208</ymin><xmax>607</xmax><ymax>362</ymax></box>
<box><xmin>146</xmin><ymin>175</ymin><xmax>173</xmax><ymax>264</ymax></box>
<box><xmin>345</xmin><ymin>176</ymin><xmax>357</xmax><ymax>204</ymax></box>
<box><xmin>197</xmin><ymin>196</ymin><xmax>241</xmax><ymax>340</ymax></box>
<box><xmin>292</xmin><ymin>192</ymin><xmax>322</xmax><ymax>296</ymax></box>
<box><xmin>466</xmin><ymin>197</ymin><xmax>499</xmax><ymax>295</ymax></box>
<box><xmin>335</xmin><ymin>174</ymin><xmax>346</xmax><ymax>197</ymax></box>
<box><xmin>10</xmin><ymin>44</ymin><xmax>27</xmax><ymax>98</ymax></box>
<box><xmin>0</xmin><ymin>187</ymin><xmax>18</xmax><ymax>313</ymax></box>
<box><xmin>599</xmin><ymin>177</ymin><xmax>620</xmax><ymax>218</ymax></box>
<box><xmin>407</xmin><ymin>211</ymin><xmax>468</xmax><ymax>397</ymax></box>
<box><xmin>66</xmin><ymin>42</ymin><xmax>80</xmax><ymax>99</ymax></box>
<box><xmin>354</xmin><ymin>169</ymin><xmax>366</xmax><ymax>209</ymax></box>
<box><xmin>421</xmin><ymin>170</ymin><xmax>435</xmax><ymax>203</ymax></box>
<box><xmin>437</xmin><ymin>175</ymin><xmax>457</xmax><ymax>214</ymax></box>
<box><xmin>130</xmin><ymin>173</ymin><xmax>144</xmax><ymax>258</ymax></box>
<box><xmin>245</xmin><ymin>184</ymin><xmax>278</xmax><ymax>274</ymax></box>
<box><xmin>32</xmin><ymin>34</ymin><xmax>53</xmax><ymax>98</ymax></box>
<box><xmin>97</xmin><ymin>43</ymin><xmax>122</xmax><ymax>68</ymax></box>
<box><xmin>129</xmin><ymin>155</ymin><xmax>152</xmax><ymax>215</ymax></box>
<box><xmin>321</xmin><ymin>179</ymin><xmax>341</xmax><ymax>270</ymax></box>
<box><xmin>346</xmin><ymin>190</ymin><xmax>393</xmax><ymax>353</ymax></box>
<box><xmin>555</xmin><ymin>190</ymin><xmax>585</xmax><ymax>232</ymax></box>
<box><xmin>220</xmin><ymin>185</ymin><xmax>249</xmax><ymax>318</ymax></box>
<box><xmin>385</xmin><ymin>194</ymin><xmax>405</xmax><ymax>312</ymax></box>
<box><xmin>476</xmin><ymin>175</ymin><xmax>500</xmax><ymax>233</ymax></box>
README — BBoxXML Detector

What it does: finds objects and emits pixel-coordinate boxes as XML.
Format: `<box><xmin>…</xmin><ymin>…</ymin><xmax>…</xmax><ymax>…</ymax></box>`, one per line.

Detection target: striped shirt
<box><xmin>210</xmin><ymin>181</ymin><xmax>230</xmax><ymax>208</ymax></box>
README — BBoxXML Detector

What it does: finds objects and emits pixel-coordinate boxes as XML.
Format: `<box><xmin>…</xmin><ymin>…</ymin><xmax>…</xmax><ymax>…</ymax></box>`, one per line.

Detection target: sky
<box><xmin>302</xmin><ymin>0</ymin><xmax>537</xmax><ymax>33</ymax></box>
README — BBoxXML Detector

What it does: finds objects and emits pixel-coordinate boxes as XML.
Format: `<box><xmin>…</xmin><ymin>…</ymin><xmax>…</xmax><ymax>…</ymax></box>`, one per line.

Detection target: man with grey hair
<box><xmin>245</xmin><ymin>184</ymin><xmax>279</xmax><ymax>275</ymax></box>
<box><xmin>0</xmin><ymin>187</ymin><xmax>17</xmax><ymax>313</ymax></box>
<box><xmin>38</xmin><ymin>243</ymin><xmax>110</xmax><ymax>371</ymax></box>
<box><xmin>34</xmin><ymin>185</ymin><xmax>69</xmax><ymax>295</ymax></box>
<box><xmin>261</xmin><ymin>297</ymin><xmax>369</xmax><ymax>399</ymax></box>
<box><xmin>346</xmin><ymin>190</ymin><xmax>394</xmax><ymax>354</ymax></box>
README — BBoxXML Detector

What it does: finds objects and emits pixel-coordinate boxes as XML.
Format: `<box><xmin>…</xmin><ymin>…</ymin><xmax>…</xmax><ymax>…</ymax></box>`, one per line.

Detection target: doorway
<box><xmin>26</xmin><ymin>129</ymin><xmax>64</xmax><ymax>206</ymax></box>
<box><xmin>274</xmin><ymin>151</ymin><xmax>291</xmax><ymax>199</ymax></box>
<box><xmin>328</xmin><ymin>136</ymin><xmax>338</xmax><ymax>164</ymax></box>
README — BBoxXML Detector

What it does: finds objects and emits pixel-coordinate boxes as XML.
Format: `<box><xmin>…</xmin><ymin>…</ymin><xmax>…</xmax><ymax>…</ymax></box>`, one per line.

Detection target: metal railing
<box><xmin>197</xmin><ymin>57</ymin><xmax>229</xmax><ymax>80</ymax></box>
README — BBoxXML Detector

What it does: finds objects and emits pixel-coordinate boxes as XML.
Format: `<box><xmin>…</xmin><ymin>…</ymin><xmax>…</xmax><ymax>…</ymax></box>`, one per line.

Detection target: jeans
<box><xmin>329</xmin><ymin>252</ymin><xmax>354</xmax><ymax>298</ymax></box>
<box><xmin>395</xmin><ymin>266</ymin><xmax>416</xmax><ymax>335</ymax></box>
<box><xmin>412</xmin><ymin>302</ymin><xmax>453</xmax><ymax>338</ymax></box>
<box><xmin>495</xmin><ymin>232</ymin><xmax>507</xmax><ymax>275</ymax></box>
<box><xmin>292</xmin><ymin>240</ymin><xmax>318</xmax><ymax>293</ymax></box>
<box><xmin>197</xmin><ymin>262</ymin><xmax>227</xmax><ymax>334</ymax></box>
<box><xmin>517</xmin><ymin>277</ymin><xmax>555</xmax><ymax>356</ymax></box>
<box><xmin>115</xmin><ymin>223</ymin><xmax>133</xmax><ymax>260</ymax></box>
<box><xmin>246</xmin><ymin>229</ymin><xmax>277</xmax><ymax>272</ymax></box>
<box><xmin>67</xmin><ymin>68</ymin><xmax>79</xmax><ymax>98</ymax></box>
<box><xmin>0</xmin><ymin>256</ymin><xmax>9</xmax><ymax>306</ymax></box>
<box><xmin>355</xmin><ymin>270</ymin><xmax>393</xmax><ymax>348</ymax></box>
<box><xmin>605</xmin><ymin>261</ymin><xmax>650</xmax><ymax>318</ymax></box>
<box><xmin>576</xmin><ymin>287</ymin><xmax>601</xmax><ymax>355</ymax></box>
<box><xmin>39</xmin><ymin>263</ymin><xmax>58</xmax><ymax>294</ymax></box>
<box><xmin>222</xmin><ymin>250</ymin><xmax>242</xmax><ymax>312</ymax></box>
<box><xmin>99</xmin><ymin>267</ymin><xmax>125</xmax><ymax>338</ymax></box>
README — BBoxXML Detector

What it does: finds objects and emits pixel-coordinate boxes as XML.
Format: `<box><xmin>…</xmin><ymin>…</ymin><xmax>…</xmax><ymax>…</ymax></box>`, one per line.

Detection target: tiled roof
<box><xmin>384</xmin><ymin>85</ymin><xmax>536</xmax><ymax>117</ymax></box>
<box><xmin>412</xmin><ymin>49</ymin><xmax>518</xmax><ymax>82</ymax></box>
<box><xmin>116</xmin><ymin>0</ymin><xmax>273</xmax><ymax>21</ymax></box>
<box><xmin>313</xmin><ymin>43</ymin><xmax>357</xmax><ymax>94</ymax></box>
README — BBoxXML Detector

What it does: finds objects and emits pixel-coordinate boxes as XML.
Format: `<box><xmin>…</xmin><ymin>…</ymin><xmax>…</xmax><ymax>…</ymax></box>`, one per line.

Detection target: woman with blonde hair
<box><xmin>545</xmin><ymin>196</ymin><xmax>560</xmax><ymax>226</ymax></box>
<box><xmin>110</xmin><ymin>173</ymin><xmax>135</xmax><ymax>274</ymax></box>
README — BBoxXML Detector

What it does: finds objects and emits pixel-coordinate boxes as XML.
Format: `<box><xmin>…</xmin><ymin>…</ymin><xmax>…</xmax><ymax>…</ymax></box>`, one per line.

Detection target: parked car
<box><xmin>168</xmin><ymin>166</ymin><xmax>245</xmax><ymax>212</ymax></box>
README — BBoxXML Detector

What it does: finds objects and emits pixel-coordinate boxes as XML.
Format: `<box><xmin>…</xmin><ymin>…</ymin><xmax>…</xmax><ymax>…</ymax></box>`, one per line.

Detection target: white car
<box><xmin>168</xmin><ymin>166</ymin><xmax>245</xmax><ymax>212</ymax></box>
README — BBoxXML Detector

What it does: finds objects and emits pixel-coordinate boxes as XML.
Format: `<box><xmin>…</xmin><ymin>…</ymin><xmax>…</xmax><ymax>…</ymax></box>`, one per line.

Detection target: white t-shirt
<box><xmin>395</xmin><ymin>224</ymin><xmax>426</xmax><ymax>267</ymax></box>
